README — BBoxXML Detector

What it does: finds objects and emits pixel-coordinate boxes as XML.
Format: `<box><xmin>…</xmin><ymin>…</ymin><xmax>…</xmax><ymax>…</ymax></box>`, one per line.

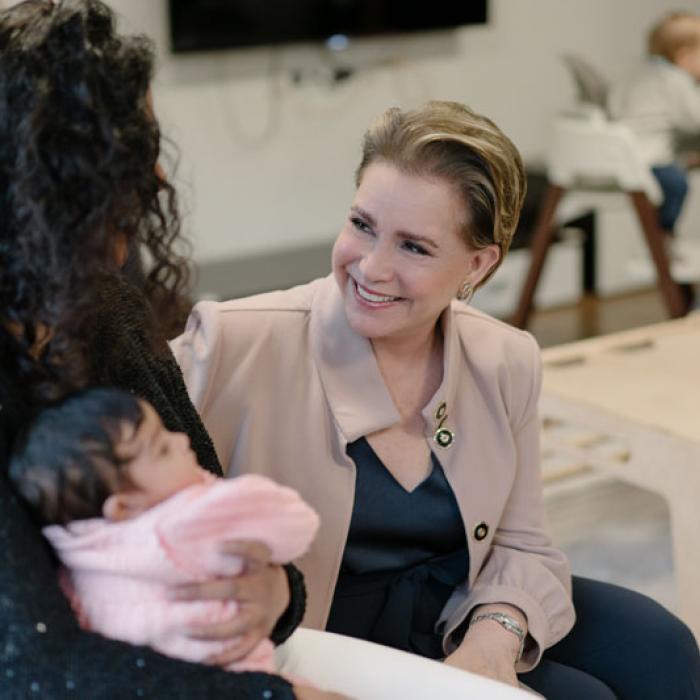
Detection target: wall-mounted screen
<box><xmin>169</xmin><ymin>1</ymin><xmax>488</xmax><ymax>53</ymax></box>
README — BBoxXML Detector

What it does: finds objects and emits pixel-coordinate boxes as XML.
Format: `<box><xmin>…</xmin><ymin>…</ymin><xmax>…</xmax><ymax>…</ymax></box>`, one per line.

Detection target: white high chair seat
<box><xmin>548</xmin><ymin>107</ymin><xmax>662</xmax><ymax>205</ymax></box>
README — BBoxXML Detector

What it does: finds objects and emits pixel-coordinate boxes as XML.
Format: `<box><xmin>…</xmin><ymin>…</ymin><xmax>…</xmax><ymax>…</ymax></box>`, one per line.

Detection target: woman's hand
<box><xmin>170</xmin><ymin>540</ymin><xmax>291</xmax><ymax>666</ymax></box>
<box><xmin>444</xmin><ymin>627</ymin><xmax>519</xmax><ymax>687</ymax></box>
<box><xmin>444</xmin><ymin>604</ymin><xmax>525</xmax><ymax>688</ymax></box>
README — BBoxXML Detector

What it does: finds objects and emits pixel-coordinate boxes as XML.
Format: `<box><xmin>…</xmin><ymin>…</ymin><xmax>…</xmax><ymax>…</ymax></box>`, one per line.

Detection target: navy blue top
<box><xmin>326</xmin><ymin>437</ymin><xmax>469</xmax><ymax>659</ymax></box>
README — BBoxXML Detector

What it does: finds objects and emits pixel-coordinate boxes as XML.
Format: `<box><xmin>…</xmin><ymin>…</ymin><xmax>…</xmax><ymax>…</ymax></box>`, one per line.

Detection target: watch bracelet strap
<box><xmin>468</xmin><ymin>612</ymin><xmax>526</xmax><ymax>662</ymax></box>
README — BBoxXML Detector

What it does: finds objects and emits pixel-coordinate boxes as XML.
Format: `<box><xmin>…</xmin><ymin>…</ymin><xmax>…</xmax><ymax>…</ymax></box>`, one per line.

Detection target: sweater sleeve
<box><xmin>89</xmin><ymin>280</ymin><xmax>307</xmax><ymax>647</ymax></box>
<box><xmin>272</xmin><ymin>563</ymin><xmax>306</xmax><ymax>646</ymax></box>
<box><xmin>669</xmin><ymin>68</ymin><xmax>700</xmax><ymax>132</ymax></box>
<box><xmin>0</xmin><ymin>473</ymin><xmax>295</xmax><ymax>700</ymax></box>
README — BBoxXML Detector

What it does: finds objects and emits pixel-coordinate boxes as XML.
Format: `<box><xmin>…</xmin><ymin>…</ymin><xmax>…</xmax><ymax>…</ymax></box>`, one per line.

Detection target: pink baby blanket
<box><xmin>44</xmin><ymin>473</ymin><xmax>319</xmax><ymax>673</ymax></box>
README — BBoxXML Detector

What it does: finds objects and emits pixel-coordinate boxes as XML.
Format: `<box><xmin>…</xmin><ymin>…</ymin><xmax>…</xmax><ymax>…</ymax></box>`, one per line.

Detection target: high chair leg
<box><xmin>628</xmin><ymin>191</ymin><xmax>689</xmax><ymax>318</ymax></box>
<box><xmin>512</xmin><ymin>184</ymin><xmax>565</xmax><ymax>329</ymax></box>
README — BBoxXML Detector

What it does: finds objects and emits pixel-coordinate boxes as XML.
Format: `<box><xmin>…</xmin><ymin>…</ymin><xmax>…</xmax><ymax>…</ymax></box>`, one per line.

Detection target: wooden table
<box><xmin>540</xmin><ymin>314</ymin><xmax>700</xmax><ymax>641</ymax></box>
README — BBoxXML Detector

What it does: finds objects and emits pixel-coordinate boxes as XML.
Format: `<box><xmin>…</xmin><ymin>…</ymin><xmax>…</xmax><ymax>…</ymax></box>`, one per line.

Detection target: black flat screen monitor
<box><xmin>169</xmin><ymin>1</ymin><xmax>488</xmax><ymax>53</ymax></box>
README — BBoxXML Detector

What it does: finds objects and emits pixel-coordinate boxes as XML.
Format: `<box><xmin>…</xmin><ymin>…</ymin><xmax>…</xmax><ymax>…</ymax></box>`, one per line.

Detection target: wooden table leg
<box><xmin>667</xmin><ymin>484</ymin><xmax>700</xmax><ymax>642</ymax></box>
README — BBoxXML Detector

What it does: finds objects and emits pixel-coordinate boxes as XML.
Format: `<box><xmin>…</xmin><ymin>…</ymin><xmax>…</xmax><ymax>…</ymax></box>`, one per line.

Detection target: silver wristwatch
<box><xmin>468</xmin><ymin>611</ymin><xmax>526</xmax><ymax>662</ymax></box>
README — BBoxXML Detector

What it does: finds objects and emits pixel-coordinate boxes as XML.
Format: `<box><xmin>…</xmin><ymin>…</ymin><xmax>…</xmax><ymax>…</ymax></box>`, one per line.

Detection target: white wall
<box><xmin>108</xmin><ymin>0</ymin><xmax>696</xmax><ymax>264</ymax></box>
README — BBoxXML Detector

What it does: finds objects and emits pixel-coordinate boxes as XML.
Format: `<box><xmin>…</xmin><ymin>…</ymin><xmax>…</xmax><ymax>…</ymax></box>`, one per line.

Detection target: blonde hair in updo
<box><xmin>355</xmin><ymin>101</ymin><xmax>526</xmax><ymax>286</ymax></box>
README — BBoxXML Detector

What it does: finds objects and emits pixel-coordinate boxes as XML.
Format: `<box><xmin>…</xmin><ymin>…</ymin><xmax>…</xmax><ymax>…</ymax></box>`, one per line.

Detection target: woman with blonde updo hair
<box><xmin>177</xmin><ymin>100</ymin><xmax>700</xmax><ymax>699</ymax></box>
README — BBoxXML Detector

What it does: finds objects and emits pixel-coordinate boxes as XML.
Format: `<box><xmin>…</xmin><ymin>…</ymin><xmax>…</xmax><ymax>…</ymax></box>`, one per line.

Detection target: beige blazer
<box><xmin>171</xmin><ymin>274</ymin><xmax>575</xmax><ymax>670</ymax></box>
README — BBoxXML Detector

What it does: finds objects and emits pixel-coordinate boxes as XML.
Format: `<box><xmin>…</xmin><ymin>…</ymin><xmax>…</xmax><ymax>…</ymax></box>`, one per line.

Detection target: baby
<box><xmin>609</xmin><ymin>11</ymin><xmax>700</xmax><ymax>234</ymax></box>
<box><xmin>9</xmin><ymin>387</ymin><xmax>319</xmax><ymax>674</ymax></box>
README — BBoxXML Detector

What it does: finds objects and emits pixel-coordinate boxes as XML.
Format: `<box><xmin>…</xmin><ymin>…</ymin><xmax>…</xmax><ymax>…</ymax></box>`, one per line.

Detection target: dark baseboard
<box><xmin>193</xmin><ymin>240</ymin><xmax>334</xmax><ymax>300</ymax></box>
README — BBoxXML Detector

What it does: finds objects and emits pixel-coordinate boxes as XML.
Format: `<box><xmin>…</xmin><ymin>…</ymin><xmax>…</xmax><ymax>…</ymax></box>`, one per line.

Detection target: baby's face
<box><xmin>677</xmin><ymin>30</ymin><xmax>700</xmax><ymax>81</ymax></box>
<box><xmin>117</xmin><ymin>401</ymin><xmax>206</xmax><ymax>509</ymax></box>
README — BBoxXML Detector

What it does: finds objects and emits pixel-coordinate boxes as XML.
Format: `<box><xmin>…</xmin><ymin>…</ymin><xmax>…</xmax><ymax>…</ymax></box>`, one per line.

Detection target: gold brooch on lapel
<box><xmin>433</xmin><ymin>401</ymin><xmax>455</xmax><ymax>449</ymax></box>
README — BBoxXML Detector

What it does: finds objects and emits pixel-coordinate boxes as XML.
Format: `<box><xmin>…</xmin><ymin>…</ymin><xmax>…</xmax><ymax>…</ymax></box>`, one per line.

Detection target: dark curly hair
<box><xmin>0</xmin><ymin>0</ymin><xmax>191</xmax><ymax>400</ymax></box>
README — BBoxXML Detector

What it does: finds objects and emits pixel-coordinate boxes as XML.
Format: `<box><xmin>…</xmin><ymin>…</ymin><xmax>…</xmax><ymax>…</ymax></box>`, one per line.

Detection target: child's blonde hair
<box><xmin>648</xmin><ymin>11</ymin><xmax>700</xmax><ymax>63</ymax></box>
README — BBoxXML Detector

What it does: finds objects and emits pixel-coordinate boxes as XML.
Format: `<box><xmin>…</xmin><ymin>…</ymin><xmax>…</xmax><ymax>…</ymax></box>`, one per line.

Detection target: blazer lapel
<box><xmin>309</xmin><ymin>275</ymin><xmax>400</xmax><ymax>443</ymax></box>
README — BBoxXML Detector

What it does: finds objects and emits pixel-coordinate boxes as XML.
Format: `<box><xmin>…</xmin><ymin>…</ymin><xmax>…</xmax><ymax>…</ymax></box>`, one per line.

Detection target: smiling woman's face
<box><xmin>332</xmin><ymin>161</ymin><xmax>498</xmax><ymax>345</ymax></box>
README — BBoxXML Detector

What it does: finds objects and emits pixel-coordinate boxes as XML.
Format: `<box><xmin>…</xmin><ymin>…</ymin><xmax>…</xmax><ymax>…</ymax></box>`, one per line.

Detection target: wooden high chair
<box><xmin>511</xmin><ymin>108</ymin><xmax>688</xmax><ymax>329</ymax></box>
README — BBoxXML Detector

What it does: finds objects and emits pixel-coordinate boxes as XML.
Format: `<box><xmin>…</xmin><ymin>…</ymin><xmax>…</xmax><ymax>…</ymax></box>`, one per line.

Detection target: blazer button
<box><xmin>473</xmin><ymin>522</ymin><xmax>489</xmax><ymax>541</ymax></box>
<box><xmin>434</xmin><ymin>427</ymin><xmax>455</xmax><ymax>449</ymax></box>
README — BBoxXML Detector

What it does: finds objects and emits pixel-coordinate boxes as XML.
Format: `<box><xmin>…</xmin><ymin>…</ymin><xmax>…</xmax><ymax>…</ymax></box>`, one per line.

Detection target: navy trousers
<box><xmin>652</xmin><ymin>163</ymin><xmax>689</xmax><ymax>232</ymax></box>
<box><xmin>520</xmin><ymin>576</ymin><xmax>700</xmax><ymax>699</ymax></box>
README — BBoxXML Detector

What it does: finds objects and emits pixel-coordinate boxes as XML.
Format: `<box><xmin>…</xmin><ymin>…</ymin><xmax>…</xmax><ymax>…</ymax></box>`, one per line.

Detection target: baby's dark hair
<box><xmin>9</xmin><ymin>387</ymin><xmax>144</xmax><ymax>526</ymax></box>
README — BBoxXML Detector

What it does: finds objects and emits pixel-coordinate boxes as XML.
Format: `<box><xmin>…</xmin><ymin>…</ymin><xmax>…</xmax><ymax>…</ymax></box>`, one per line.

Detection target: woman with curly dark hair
<box><xmin>0</xmin><ymin>4</ymin><xmax>508</xmax><ymax>698</ymax></box>
<box><xmin>0</xmin><ymin>1</ymin><xmax>317</xmax><ymax>697</ymax></box>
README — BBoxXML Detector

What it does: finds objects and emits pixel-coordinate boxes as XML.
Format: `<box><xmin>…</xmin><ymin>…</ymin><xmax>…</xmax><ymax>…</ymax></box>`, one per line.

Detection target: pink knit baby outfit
<box><xmin>43</xmin><ymin>472</ymin><xmax>319</xmax><ymax>673</ymax></box>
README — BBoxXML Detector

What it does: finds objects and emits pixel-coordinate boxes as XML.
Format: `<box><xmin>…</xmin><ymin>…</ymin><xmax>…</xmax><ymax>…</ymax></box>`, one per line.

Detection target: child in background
<box><xmin>9</xmin><ymin>387</ymin><xmax>319</xmax><ymax>675</ymax></box>
<box><xmin>609</xmin><ymin>11</ymin><xmax>700</xmax><ymax>234</ymax></box>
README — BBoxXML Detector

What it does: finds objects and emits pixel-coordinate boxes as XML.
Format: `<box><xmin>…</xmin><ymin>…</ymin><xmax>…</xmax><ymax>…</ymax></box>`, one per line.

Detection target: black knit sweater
<box><xmin>0</xmin><ymin>278</ymin><xmax>304</xmax><ymax>699</ymax></box>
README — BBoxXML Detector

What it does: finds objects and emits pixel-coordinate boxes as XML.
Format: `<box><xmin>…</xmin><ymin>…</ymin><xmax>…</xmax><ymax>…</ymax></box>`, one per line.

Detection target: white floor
<box><xmin>544</xmin><ymin>474</ymin><xmax>676</xmax><ymax>612</ymax></box>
